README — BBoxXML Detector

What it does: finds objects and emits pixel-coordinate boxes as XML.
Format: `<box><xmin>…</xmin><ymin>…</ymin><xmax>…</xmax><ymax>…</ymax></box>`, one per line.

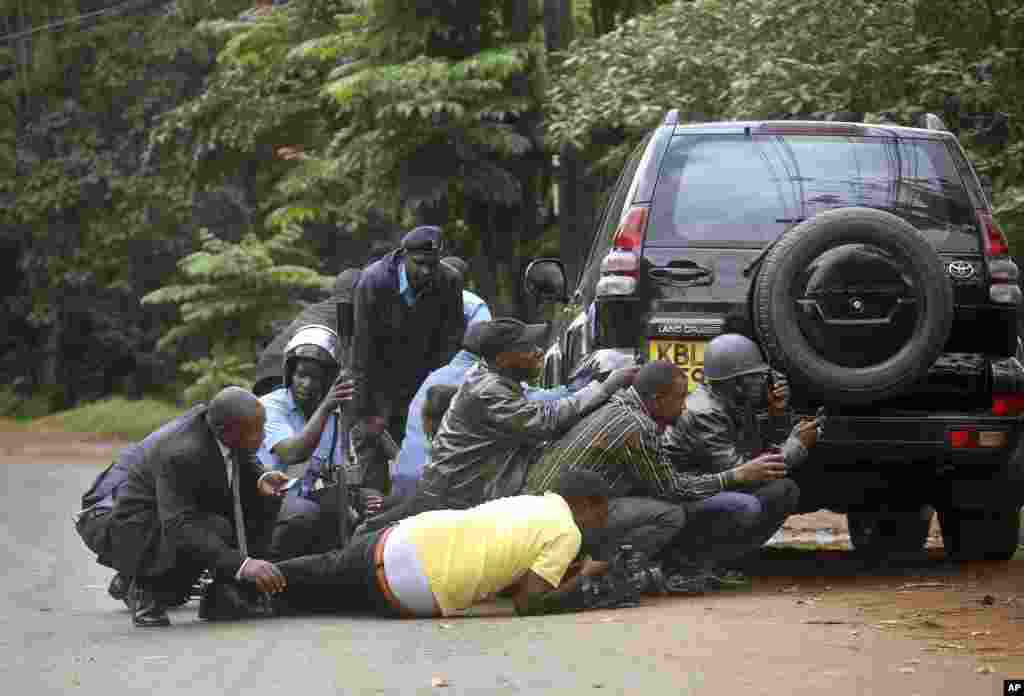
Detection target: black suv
<box><xmin>524</xmin><ymin>111</ymin><xmax>1024</xmax><ymax>560</ymax></box>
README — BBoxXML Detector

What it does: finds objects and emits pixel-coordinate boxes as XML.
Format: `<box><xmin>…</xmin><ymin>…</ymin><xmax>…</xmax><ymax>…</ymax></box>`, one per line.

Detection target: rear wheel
<box><xmin>938</xmin><ymin>505</ymin><xmax>1021</xmax><ymax>561</ymax></box>
<box><xmin>846</xmin><ymin>508</ymin><xmax>932</xmax><ymax>556</ymax></box>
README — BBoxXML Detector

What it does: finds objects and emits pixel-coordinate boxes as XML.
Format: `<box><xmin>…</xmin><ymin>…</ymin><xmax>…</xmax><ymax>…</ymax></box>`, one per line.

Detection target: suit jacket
<box><xmin>351</xmin><ymin>250</ymin><xmax>465</xmax><ymax>417</ymax></box>
<box><xmin>109</xmin><ymin>405</ymin><xmax>269</xmax><ymax>577</ymax></box>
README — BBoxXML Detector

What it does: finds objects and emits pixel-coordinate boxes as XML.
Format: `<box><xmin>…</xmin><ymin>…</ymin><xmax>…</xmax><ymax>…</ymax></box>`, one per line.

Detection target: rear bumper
<box><xmin>792</xmin><ymin>413</ymin><xmax>1024</xmax><ymax>510</ymax></box>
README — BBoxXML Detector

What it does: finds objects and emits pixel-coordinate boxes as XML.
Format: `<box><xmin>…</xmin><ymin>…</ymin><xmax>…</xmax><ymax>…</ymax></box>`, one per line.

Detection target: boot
<box><xmin>107</xmin><ymin>573</ymin><xmax>130</xmax><ymax>602</ymax></box>
<box><xmin>131</xmin><ymin>583</ymin><xmax>171</xmax><ymax>628</ymax></box>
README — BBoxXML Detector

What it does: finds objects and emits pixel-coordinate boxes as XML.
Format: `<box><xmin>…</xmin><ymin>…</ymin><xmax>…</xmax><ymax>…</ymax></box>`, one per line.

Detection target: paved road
<box><xmin>0</xmin><ymin>454</ymin><xmax>1010</xmax><ymax>696</ymax></box>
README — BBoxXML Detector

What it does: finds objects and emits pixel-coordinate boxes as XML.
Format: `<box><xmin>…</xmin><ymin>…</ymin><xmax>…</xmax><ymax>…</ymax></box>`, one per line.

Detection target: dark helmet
<box><xmin>283</xmin><ymin>324</ymin><xmax>339</xmax><ymax>388</ymax></box>
<box><xmin>703</xmin><ymin>333</ymin><xmax>769</xmax><ymax>382</ymax></box>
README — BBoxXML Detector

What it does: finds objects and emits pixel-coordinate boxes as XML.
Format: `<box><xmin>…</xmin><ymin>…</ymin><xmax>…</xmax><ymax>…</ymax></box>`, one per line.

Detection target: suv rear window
<box><xmin>647</xmin><ymin>134</ymin><xmax>980</xmax><ymax>252</ymax></box>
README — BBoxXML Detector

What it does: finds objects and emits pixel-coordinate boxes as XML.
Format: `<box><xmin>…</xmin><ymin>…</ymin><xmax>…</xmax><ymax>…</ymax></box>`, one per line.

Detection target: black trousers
<box><xmin>107</xmin><ymin>504</ymin><xmax>280</xmax><ymax>597</ymax></box>
<box><xmin>352</xmin><ymin>396</ymin><xmax>411</xmax><ymax>495</ymax></box>
<box><xmin>275</xmin><ymin>527</ymin><xmax>394</xmax><ymax>614</ymax></box>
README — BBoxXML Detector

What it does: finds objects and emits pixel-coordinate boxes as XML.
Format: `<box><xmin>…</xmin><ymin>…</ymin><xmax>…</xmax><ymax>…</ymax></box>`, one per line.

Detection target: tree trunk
<box><xmin>543</xmin><ymin>0</ymin><xmax>574</xmax><ymax>53</ymax></box>
<box><xmin>504</xmin><ymin>0</ymin><xmax>532</xmax><ymax>42</ymax></box>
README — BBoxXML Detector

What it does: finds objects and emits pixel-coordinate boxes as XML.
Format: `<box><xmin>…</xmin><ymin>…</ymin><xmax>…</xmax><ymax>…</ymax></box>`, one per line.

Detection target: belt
<box><xmin>373</xmin><ymin>526</ymin><xmax>414</xmax><ymax>618</ymax></box>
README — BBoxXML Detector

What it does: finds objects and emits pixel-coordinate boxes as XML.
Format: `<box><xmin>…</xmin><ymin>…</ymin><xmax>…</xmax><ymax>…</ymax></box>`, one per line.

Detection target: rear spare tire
<box><xmin>753</xmin><ymin>207</ymin><xmax>954</xmax><ymax>405</ymax></box>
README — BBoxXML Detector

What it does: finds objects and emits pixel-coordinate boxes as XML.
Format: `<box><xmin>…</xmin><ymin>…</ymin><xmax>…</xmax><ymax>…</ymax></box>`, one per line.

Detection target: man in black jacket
<box><xmin>106</xmin><ymin>387</ymin><xmax>291</xmax><ymax>627</ymax></box>
<box><xmin>350</xmin><ymin>226</ymin><xmax>465</xmax><ymax>495</ymax></box>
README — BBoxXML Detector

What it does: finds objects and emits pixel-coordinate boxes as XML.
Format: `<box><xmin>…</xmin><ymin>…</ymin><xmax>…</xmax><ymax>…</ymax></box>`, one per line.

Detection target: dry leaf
<box><xmin>904</xmin><ymin>659</ymin><xmax>922</xmax><ymax>665</ymax></box>
<box><xmin>976</xmin><ymin>665</ymin><xmax>995</xmax><ymax>675</ymax></box>
<box><xmin>898</xmin><ymin>667</ymin><xmax>917</xmax><ymax>674</ymax></box>
<box><xmin>969</xmin><ymin>631</ymin><xmax>991</xmax><ymax>637</ymax></box>
<box><xmin>439</xmin><ymin>623</ymin><xmax>453</xmax><ymax>629</ymax></box>
<box><xmin>431</xmin><ymin>676</ymin><xmax>450</xmax><ymax>688</ymax></box>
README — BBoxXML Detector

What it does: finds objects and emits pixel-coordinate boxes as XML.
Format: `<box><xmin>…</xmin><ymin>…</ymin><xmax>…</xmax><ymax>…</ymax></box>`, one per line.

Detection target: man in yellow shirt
<box><xmin>254</xmin><ymin>471</ymin><xmax>615</xmax><ymax>617</ymax></box>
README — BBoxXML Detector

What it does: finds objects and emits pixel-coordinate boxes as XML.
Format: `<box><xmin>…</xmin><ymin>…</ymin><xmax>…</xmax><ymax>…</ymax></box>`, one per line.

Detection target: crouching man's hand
<box><xmin>733</xmin><ymin>452</ymin><xmax>788</xmax><ymax>485</ymax></box>
<box><xmin>258</xmin><ymin>471</ymin><xmax>291</xmax><ymax>498</ymax></box>
<box><xmin>239</xmin><ymin>559</ymin><xmax>287</xmax><ymax>594</ymax></box>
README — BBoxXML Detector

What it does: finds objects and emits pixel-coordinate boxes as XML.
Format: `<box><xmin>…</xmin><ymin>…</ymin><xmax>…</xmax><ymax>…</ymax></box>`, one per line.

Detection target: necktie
<box><xmin>230</xmin><ymin>451</ymin><xmax>248</xmax><ymax>557</ymax></box>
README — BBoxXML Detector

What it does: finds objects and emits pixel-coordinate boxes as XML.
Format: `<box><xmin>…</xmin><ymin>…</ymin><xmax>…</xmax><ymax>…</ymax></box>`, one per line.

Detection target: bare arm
<box><xmin>513</xmin><ymin>560</ymin><xmax>610</xmax><ymax>616</ymax></box>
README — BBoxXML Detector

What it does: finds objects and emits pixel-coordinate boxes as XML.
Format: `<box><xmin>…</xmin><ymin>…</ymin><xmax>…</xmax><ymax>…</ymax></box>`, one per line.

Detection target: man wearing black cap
<box><xmin>359</xmin><ymin>318</ymin><xmax>639</xmax><ymax>526</ymax></box>
<box><xmin>350</xmin><ymin>226</ymin><xmax>466</xmax><ymax>495</ymax></box>
<box><xmin>245</xmin><ymin>470</ymin><xmax>615</xmax><ymax>618</ymax></box>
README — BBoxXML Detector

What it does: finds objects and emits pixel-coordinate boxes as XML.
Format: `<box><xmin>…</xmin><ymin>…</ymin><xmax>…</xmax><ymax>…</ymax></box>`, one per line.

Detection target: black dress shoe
<box><xmin>198</xmin><ymin>582</ymin><xmax>275</xmax><ymax>621</ymax></box>
<box><xmin>107</xmin><ymin>573</ymin><xmax>130</xmax><ymax>601</ymax></box>
<box><xmin>132</xmin><ymin>595</ymin><xmax>171</xmax><ymax>628</ymax></box>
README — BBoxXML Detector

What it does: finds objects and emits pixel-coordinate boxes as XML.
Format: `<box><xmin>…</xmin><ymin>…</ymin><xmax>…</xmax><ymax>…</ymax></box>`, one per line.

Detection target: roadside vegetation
<box><xmin>3</xmin><ymin>0</ymin><xmax>1021</xmax><ymax>422</ymax></box>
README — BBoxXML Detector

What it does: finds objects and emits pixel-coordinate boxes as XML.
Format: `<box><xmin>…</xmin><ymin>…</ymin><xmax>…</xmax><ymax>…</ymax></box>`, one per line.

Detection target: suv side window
<box><xmin>578</xmin><ymin>135</ymin><xmax>652</xmax><ymax>306</ymax></box>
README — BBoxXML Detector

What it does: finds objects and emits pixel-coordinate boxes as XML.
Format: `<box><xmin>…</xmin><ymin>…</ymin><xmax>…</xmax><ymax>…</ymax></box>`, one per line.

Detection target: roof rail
<box><xmin>918</xmin><ymin>112</ymin><xmax>948</xmax><ymax>131</ymax></box>
<box><xmin>664</xmin><ymin>109</ymin><xmax>679</xmax><ymax>126</ymax></box>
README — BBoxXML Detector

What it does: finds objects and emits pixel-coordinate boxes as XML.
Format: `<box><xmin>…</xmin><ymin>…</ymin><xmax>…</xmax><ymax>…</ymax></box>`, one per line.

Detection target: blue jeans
<box><xmin>671</xmin><ymin>479</ymin><xmax>800</xmax><ymax>564</ymax></box>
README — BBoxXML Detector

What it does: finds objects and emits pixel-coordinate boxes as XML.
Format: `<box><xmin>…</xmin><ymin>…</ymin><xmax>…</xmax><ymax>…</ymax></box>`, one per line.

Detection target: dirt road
<box><xmin>2</xmin><ymin>432</ymin><xmax>1021</xmax><ymax>695</ymax></box>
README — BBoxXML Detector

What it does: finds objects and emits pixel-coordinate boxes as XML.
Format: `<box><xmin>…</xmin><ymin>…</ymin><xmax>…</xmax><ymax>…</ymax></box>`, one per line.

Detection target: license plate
<box><xmin>648</xmin><ymin>340</ymin><xmax>707</xmax><ymax>392</ymax></box>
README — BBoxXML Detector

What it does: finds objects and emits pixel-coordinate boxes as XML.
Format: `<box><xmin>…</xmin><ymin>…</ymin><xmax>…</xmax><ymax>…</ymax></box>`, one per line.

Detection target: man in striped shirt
<box><xmin>525</xmin><ymin>360</ymin><xmax>789</xmax><ymax>567</ymax></box>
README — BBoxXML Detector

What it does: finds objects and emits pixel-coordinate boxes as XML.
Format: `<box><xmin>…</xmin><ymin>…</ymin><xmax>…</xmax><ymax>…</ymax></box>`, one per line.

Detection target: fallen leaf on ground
<box><xmin>976</xmin><ymin>665</ymin><xmax>995</xmax><ymax>674</ymax></box>
<box><xmin>599</xmin><ymin>617</ymin><xmax>617</xmax><ymax>623</ymax></box>
<box><xmin>899</xmin><ymin>667</ymin><xmax>917</xmax><ymax>674</ymax></box>
<box><xmin>439</xmin><ymin>623</ymin><xmax>453</xmax><ymax>629</ymax></box>
<box><xmin>802</xmin><ymin>620</ymin><xmax>852</xmax><ymax>625</ymax></box>
<box><xmin>935</xmin><ymin>643</ymin><xmax>966</xmax><ymax>650</ymax></box>
<box><xmin>431</xmin><ymin>676</ymin><xmax>450</xmax><ymax>688</ymax></box>
<box><xmin>982</xmin><ymin>595</ymin><xmax>996</xmax><ymax>606</ymax></box>
<box><xmin>904</xmin><ymin>659</ymin><xmax>922</xmax><ymax>665</ymax></box>
<box><xmin>969</xmin><ymin>631</ymin><xmax>992</xmax><ymax>637</ymax></box>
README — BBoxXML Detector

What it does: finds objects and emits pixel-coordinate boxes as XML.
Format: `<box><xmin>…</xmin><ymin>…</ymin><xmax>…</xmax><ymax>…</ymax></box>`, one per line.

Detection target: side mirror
<box><xmin>979</xmin><ymin>174</ymin><xmax>995</xmax><ymax>206</ymax></box>
<box><xmin>524</xmin><ymin>258</ymin><xmax>568</xmax><ymax>303</ymax></box>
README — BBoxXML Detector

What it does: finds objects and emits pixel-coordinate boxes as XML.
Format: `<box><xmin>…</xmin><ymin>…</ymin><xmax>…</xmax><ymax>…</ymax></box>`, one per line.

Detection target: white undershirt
<box><xmin>382</xmin><ymin>524</ymin><xmax>440</xmax><ymax>617</ymax></box>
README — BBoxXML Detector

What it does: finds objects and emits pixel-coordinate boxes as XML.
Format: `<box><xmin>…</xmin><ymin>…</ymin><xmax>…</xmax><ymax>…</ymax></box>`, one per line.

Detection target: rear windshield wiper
<box><xmin>743</xmin><ymin>218</ymin><xmax>806</xmax><ymax>277</ymax></box>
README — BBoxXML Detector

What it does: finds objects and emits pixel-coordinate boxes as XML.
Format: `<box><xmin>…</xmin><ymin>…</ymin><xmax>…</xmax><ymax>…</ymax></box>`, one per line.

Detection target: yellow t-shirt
<box><xmin>400</xmin><ymin>492</ymin><xmax>582</xmax><ymax>615</ymax></box>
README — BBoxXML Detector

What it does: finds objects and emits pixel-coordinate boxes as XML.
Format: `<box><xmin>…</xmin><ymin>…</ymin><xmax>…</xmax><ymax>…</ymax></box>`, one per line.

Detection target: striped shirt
<box><xmin>524</xmin><ymin>387</ymin><xmax>735</xmax><ymax>501</ymax></box>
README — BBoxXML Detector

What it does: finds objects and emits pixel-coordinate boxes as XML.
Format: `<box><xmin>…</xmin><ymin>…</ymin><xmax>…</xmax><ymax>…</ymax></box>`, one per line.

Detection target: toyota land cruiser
<box><xmin>524</xmin><ymin>111</ymin><xmax>1024</xmax><ymax>560</ymax></box>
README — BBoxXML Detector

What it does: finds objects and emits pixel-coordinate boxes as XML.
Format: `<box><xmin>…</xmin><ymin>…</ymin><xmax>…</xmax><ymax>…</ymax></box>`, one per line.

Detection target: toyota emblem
<box><xmin>948</xmin><ymin>260</ymin><xmax>975</xmax><ymax>280</ymax></box>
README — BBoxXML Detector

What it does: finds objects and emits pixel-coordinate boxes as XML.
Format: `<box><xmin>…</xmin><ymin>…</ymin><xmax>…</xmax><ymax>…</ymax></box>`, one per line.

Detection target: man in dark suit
<box><xmin>106</xmin><ymin>387</ymin><xmax>291</xmax><ymax>627</ymax></box>
<box><xmin>350</xmin><ymin>226</ymin><xmax>465</xmax><ymax>495</ymax></box>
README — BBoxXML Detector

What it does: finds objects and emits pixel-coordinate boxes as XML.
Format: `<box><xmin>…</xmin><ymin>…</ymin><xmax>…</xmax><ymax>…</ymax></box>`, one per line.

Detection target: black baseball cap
<box><xmin>474</xmin><ymin>318</ymin><xmax>548</xmax><ymax>361</ymax></box>
<box><xmin>401</xmin><ymin>226</ymin><xmax>444</xmax><ymax>255</ymax></box>
<box><xmin>550</xmin><ymin>469</ymin><xmax>613</xmax><ymax>499</ymax></box>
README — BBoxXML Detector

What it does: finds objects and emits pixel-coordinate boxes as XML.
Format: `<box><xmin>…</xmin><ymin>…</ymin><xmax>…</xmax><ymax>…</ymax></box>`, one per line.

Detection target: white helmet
<box><xmin>283</xmin><ymin>324</ymin><xmax>339</xmax><ymax>388</ymax></box>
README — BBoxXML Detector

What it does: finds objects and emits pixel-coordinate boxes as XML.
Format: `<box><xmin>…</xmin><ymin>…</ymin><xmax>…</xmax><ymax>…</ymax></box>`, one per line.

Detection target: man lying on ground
<box><xmin>219</xmin><ymin>470</ymin><xmax>618</xmax><ymax>618</ymax></box>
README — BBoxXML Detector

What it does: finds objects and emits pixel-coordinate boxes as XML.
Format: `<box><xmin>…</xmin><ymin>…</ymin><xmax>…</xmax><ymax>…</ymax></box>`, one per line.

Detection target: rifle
<box><xmin>330</xmin><ymin>299</ymin><xmax>355</xmax><ymax>548</ymax></box>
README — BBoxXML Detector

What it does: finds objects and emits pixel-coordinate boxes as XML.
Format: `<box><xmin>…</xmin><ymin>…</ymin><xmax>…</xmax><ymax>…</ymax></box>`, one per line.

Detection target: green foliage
<box><xmin>142</xmin><ymin>228</ymin><xmax>332</xmax><ymax>352</ymax></box>
<box><xmin>179</xmin><ymin>348</ymin><xmax>256</xmax><ymax>405</ymax></box>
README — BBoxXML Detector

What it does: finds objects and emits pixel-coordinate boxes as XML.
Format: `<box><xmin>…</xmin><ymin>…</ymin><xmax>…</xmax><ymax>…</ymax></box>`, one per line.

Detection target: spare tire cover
<box><xmin>752</xmin><ymin>207</ymin><xmax>953</xmax><ymax>405</ymax></box>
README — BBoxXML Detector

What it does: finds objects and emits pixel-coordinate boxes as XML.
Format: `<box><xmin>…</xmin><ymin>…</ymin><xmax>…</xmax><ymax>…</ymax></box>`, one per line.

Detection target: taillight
<box><xmin>979</xmin><ymin>210</ymin><xmax>1010</xmax><ymax>257</ymax></box>
<box><xmin>612</xmin><ymin>206</ymin><xmax>648</xmax><ymax>252</ymax></box>
<box><xmin>977</xmin><ymin>209</ymin><xmax>1021</xmax><ymax>305</ymax></box>
<box><xmin>948</xmin><ymin>429</ymin><xmax>977</xmax><ymax>448</ymax></box>
<box><xmin>992</xmin><ymin>394</ymin><xmax>1024</xmax><ymax>417</ymax></box>
<box><xmin>597</xmin><ymin>206</ymin><xmax>648</xmax><ymax>295</ymax></box>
